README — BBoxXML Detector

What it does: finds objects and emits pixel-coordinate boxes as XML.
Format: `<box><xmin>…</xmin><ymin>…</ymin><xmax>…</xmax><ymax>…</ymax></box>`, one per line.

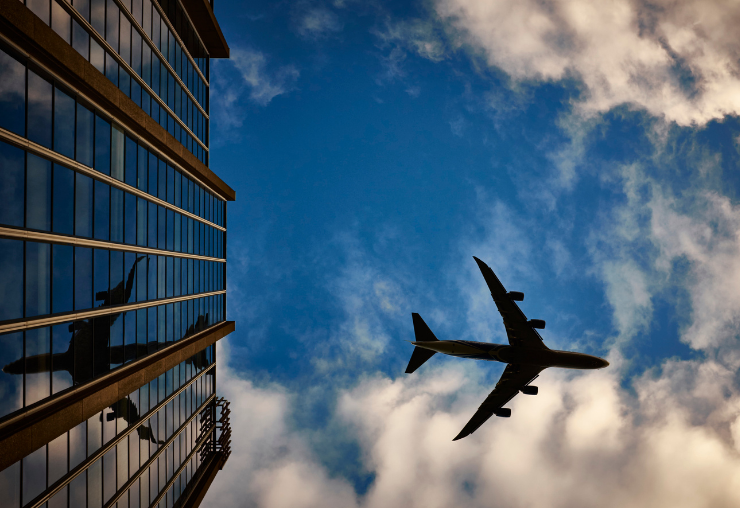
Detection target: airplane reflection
<box><xmin>1</xmin><ymin>255</ymin><xmax>213</xmax><ymax>443</ymax></box>
<box><xmin>103</xmin><ymin>397</ymin><xmax>164</xmax><ymax>445</ymax></box>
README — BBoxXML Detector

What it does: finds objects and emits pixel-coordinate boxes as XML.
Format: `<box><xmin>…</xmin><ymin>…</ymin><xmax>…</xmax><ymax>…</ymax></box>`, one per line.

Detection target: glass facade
<box><xmin>0</xmin><ymin>346</ymin><xmax>216</xmax><ymax>508</ymax></box>
<box><xmin>0</xmin><ymin>0</ymin><xmax>231</xmax><ymax>503</ymax></box>
<box><xmin>21</xmin><ymin>0</ymin><xmax>210</xmax><ymax>164</ymax></box>
<box><xmin>0</xmin><ymin>44</ymin><xmax>222</xmax><ymax>228</ymax></box>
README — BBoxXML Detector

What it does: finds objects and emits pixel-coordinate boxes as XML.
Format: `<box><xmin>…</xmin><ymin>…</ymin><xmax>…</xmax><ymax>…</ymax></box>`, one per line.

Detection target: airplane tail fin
<box><xmin>405</xmin><ymin>313</ymin><xmax>439</xmax><ymax>374</ymax></box>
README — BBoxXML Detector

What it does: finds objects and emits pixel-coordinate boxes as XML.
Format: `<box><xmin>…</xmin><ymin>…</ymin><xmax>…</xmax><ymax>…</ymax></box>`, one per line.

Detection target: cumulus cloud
<box><xmin>207</xmin><ymin>346</ymin><xmax>740</xmax><ymax>508</ymax></box>
<box><xmin>434</xmin><ymin>0</ymin><xmax>740</xmax><ymax>126</ymax></box>
<box><xmin>205</xmin><ymin>345</ymin><xmax>360</xmax><ymax>508</ymax></box>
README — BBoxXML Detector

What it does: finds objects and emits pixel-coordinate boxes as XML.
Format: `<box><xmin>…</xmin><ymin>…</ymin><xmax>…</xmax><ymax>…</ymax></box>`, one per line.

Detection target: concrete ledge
<box><xmin>0</xmin><ymin>0</ymin><xmax>236</xmax><ymax>201</ymax></box>
<box><xmin>180</xmin><ymin>0</ymin><xmax>229</xmax><ymax>58</ymax></box>
<box><xmin>177</xmin><ymin>452</ymin><xmax>227</xmax><ymax>508</ymax></box>
<box><xmin>0</xmin><ymin>321</ymin><xmax>235</xmax><ymax>471</ymax></box>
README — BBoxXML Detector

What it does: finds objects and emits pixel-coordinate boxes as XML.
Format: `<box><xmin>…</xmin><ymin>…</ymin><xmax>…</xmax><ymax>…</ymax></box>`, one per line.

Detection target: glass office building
<box><xmin>0</xmin><ymin>0</ymin><xmax>234</xmax><ymax>505</ymax></box>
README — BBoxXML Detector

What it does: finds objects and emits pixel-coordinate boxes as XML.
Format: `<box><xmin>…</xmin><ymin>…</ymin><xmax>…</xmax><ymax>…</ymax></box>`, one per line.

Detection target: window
<box><xmin>52</xmin><ymin>164</ymin><xmax>74</xmax><ymax>235</ymax></box>
<box><xmin>27</xmin><ymin>70</ymin><xmax>52</xmax><ymax>149</ymax></box>
<box><xmin>91</xmin><ymin>0</ymin><xmax>105</xmax><ymax>34</ymax></box>
<box><xmin>25</xmin><ymin>327</ymin><xmax>51</xmax><ymax>406</ymax></box>
<box><xmin>0</xmin><ymin>332</ymin><xmax>23</xmax><ymax>419</ymax></box>
<box><xmin>25</xmin><ymin>242</ymin><xmax>51</xmax><ymax>317</ymax></box>
<box><xmin>51</xmin><ymin>0</ymin><xmax>71</xmax><ymax>43</ymax></box>
<box><xmin>125</xmin><ymin>192</ymin><xmax>136</xmax><ymax>245</ymax></box>
<box><xmin>52</xmin><ymin>244</ymin><xmax>73</xmax><ymax>314</ymax></box>
<box><xmin>53</xmin><ymin>87</ymin><xmax>75</xmax><ymax>159</ymax></box>
<box><xmin>111</xmin><ymin>187</ymin><xmax>124</xmax><ymax>242</ymax></box>
<box><xmin>94</xmin><ymin>248</ymin><xmax>109</xmax><ymax>308</ymax></box>
<box><xmin>22</xmin><ymin>441</ymin><xmax>47</xmax><ymax>504</ymax></box>
<box><xmin>72</xmin><ymin>19</ymin><xmax>90</xmax><ymax>59</ymax></box>
<box><xmin>76</xmin><ymin>103</ymin><xmax>94</xmax><ymax>166</ymax></box>
<box><xmin>94</xmin><ymin>181</ymin><xmax>110</xmax><ymax>241</ymax></box>
<box><xmin>0</xmin><ymin>141</ymin><xmax>24</xmax><ymax>227</ymax></box>
<box><xmin>111</xmin><ymin>125</ymin><xmax>125</xmax><ymax>181</ymax></box>
<box><xmin>75</xmin><ymin>247</ymin><xmax>93</xmax><ymax>310</ymax></box>
<box><xmin>51</xmin><ymin>322</ymin><xmax>74</xmax><ymax>393</ymax></box>
<box><xmin>26</xmin><ymin>155</ymin><xmax>52</xmax><ymax>231</ymax></box>
<box><xmin>106</xmin><ymin>0</ymin><xmax>119</xmax><ymax>51</ymax></box>
<box><xmin>125</xmin><ymin>136</ymin><xmax>137</xmax><ymax>187</ymax></box>
<box><xmin>75</xmin><ymin>173</ymin><xmax>93</xmax><ymax>237</ymax></box>
<box><xmin>95</xmin><ymin>115</ymin><xmax>111</xmax><ymax>175</ymax></box>
<box><xmin>0</xmin><ymin>47</ymin><xmax>26</xmax><ymax>136</ymax></box>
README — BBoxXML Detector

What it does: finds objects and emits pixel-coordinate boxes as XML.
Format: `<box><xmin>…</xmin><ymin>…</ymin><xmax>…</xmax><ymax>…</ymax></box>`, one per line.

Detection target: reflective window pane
<box><xmin>52</xmin><ymin>163</ymin><xmax>74</xmax><ymax>235</ymax></box>
<box><xmin>76</xmin><ymin>103</ymin><xmax>94</xmax><ymax>166</ymax></box>
<box><xmin>94</xmin><ymin>180</ymin><xmax>110</xmax><ymax>240</ymax></box>
<box><xmin>21</xmin><ymin>444</ymin><xmax>46</xmax><ymax>505</ymax></box>
<box><xmin>26</xmin><ymin>154</ymin><xmax>52</xmax><ymax>231</ymax></box>
<box><xmin>111</xmin><ymin>187</ymin><xmax>124</xmax><ymax>243</ymax></box>
<box><xmin>75</xmin><ymin>173</ymin><xmax>93</xmax><ymax>237</ymax></box>
<box><xmin>28</xmin><ymin>70</ymin><xmax>52</xmax><ymax>149</ymax></box>
<box><xmin>74</xmin><ymin>247</ymin><xmax>92</xmax><ymax>310</ymax></box>
<box><xmin>111</xmin><ymin>124</ymin><xmax>124</xmax><ymax>181</ymax></box>
<box><xmin>0</xmin><ymin>141</ymin><xmax>24</xmax><ymax>228</ymax></box>
<box><xmin>0</xmin><ymin>47</ymin><xmax>26</xmax><ymax>136</ymax></box>
<box><xmin>51</xmin><ymin>0</ymin><xmax>71</xmax><ymax>42</ymax></box>
<box><xmin>125</xmin><ymin>137</ymin><xmax>137</xmax><ymax>187</ymax></box>
<box><xmin>125</xmin><ymin>192</ymin><xmax>136</xmax><ymax>245</ymax></box>
<box><xmin>72</xmin><ymin>19</ymin><xmax>90</xmax><ymax>59</ymax></box>
<box><xmin>0</xmin><ymin>240</ymin><xmax>23</xmax><ymax>321</ymax></box>
<box><xmin>94</xmin><ymin>248</ymin><xmax>109</xmax><ymax>307</ymax></box>
<box><xmin>95</xmin><ymin>115</ymin><xmax>111</xmax><ymax>175</ymax></box>
<box><xmin>53</xmin><ymin>86</ymin><xmax>75</xmax><ymax>158</ymax></box>
<box><xmin>25</xmin><ymin>326</ymin><xmax>51</xmax><ymax>406</ymax></box>
<box><xmin>52</xmin><ymin>244</ymin><xmax>73</xmax><ymax>314</ymax></box>
<box><xmin>51</xmin><ymin>322</ymin><xmax>73</xmax><ymax>393</ymax></box>
<box><xmin>0</xmin><ymin>332</ymin><xmax>23</xmax><ymax>419</ymax></box>
<box><xmin>25</xmin><ymin>242</ymin><xmax>51</xmax><ymax>317</ymax></box>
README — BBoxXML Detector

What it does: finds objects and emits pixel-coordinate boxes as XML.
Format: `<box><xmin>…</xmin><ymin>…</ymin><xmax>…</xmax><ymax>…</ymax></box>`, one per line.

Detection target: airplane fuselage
<box><xmin>411</xmin><ymin>340</ymin><xmax>609</xmax><ymax>370</ymax></box>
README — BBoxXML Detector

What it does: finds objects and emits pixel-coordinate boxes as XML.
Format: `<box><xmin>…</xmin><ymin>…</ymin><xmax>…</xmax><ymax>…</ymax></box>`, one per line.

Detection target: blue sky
<box><xmin>203</xmin><ymin>1</ymin><xmax>740</xmax><ymax>506</ymax></box>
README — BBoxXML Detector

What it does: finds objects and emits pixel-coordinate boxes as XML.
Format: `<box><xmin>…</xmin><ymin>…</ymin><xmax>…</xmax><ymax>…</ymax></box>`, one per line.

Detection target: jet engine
<box><xmin>527</xmin><ymin>319</ymin><xmax>546</xmax><ymax>329</ymax></box>
<box><xmin>520</xmin><ymin>386</ymin><xmax>538</xmax><ymax>395</ymax></box>
<box><xmin>507</xmin><ymin>291</ymin><xmax>524</xmax><ymax>301</ymax></box>
<box><xmin>493</xmin><ymin>408</ymin><xmax>511</xmax><ymax>418</ymax></box>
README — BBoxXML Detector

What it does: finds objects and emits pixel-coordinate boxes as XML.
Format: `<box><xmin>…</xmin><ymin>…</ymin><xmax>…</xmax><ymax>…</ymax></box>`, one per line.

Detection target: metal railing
<box><xmin>199</xmin><ymin>397</ymin><xmax>231</xmax><ymax>467</ymax></box>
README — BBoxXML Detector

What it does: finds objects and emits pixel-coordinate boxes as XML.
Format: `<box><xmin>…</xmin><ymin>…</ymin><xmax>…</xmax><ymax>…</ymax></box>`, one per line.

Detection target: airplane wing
<box><xmin>453</xmin><ymin>363</ymin><xmax>544</xmax><ymax>441</ymax></box>
<box><xmin>473</xmin><ymin>256</ymin><xmax>547</xmax><ymax>350</ymax></box>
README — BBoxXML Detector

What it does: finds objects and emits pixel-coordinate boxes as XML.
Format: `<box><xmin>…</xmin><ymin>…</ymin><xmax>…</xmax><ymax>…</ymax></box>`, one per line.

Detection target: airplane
<box><xmin>406</xmin><ymin>256</ymin><xmax>609</xmax><ymax>441</ymax></box>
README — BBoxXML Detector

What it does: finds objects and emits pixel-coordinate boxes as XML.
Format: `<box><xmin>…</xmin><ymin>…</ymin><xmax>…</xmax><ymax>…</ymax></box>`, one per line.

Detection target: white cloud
<box><xmin>205</xmin><ymin>344</ymin><xmax>360</xmax><ymax>508</ymax></box>
<box><xmin>434</xmin><ymin>0</ymin><xmax>740</xmax><ymax>126</ymax></box>
<box><xmin>231</xmin><ymin>48</ymin><xmax>300</xmax><ymax>107</ymax></box>
<box><xmin>312</xmin><ymin>232</ymin><xmax>409</xmax><ymax>371</ymax></box>
<box><xmin>211</xmin><ymin>48</ymin><xmax>298</xmax><ymax>136</ymax></box>
<box><xmin>207</xmin><ymin>347</ymin><xmax>740</xmax><ymax>508</ymax></box>
<box><xmin>373</xmin><ymin>18</ymin><xmax>449</xmax><ymax>85</ymax></box>
<box><xmin>296</xmin><ymin>7</ymin><xmax>343</xmax><ymax>39</ymax></box>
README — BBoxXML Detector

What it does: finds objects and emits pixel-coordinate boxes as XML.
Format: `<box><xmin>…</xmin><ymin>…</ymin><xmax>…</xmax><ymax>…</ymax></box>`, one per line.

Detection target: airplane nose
<box><xmin>600</xmin><ymin>359</ymin><xmax>609</xmax><ymax>368</ymax></box>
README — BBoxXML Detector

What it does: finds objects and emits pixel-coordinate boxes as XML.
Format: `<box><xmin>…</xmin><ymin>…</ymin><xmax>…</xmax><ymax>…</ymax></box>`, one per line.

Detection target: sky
<box><xmin>203</xmin><ymin>1</ymin><xmax>740</xmax><ymax>506</ymax></box>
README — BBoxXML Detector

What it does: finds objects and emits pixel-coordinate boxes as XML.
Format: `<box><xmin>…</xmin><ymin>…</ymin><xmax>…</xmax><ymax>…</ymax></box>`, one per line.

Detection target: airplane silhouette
<box><xmin>102</xmin><ymin>396</ymin><xmax>164</xmax><ymax>445</ymax></box>
<box><xmin>406</xmin><ymin>257</ymin><xmax>609</xmax><ymax>441</ymax></box>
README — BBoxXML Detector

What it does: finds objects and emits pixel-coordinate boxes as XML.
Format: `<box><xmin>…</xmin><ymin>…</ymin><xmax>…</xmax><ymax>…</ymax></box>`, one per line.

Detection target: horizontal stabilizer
<box><xmin>406</xmin><ymin>313</ymin><xmax>439</xmax><ymax>374</ymax></box>
<box><xmin>411</xmin><ymin>313</ymin><xmax>439</xmax><ymax>342</ymax></box>
<box><xmin>406</xmin><ymin>347</ymin><xmax>436</xmax><ymax>374</ymax></box>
